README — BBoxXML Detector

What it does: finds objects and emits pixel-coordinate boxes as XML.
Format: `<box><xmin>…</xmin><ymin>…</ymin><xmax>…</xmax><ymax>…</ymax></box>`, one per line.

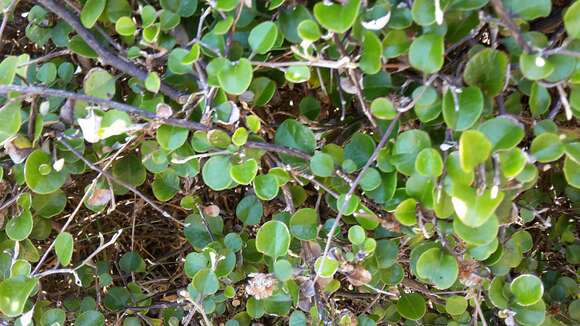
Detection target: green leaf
<box><xmin>75</xmin><ymin>311</ymin><xmax>105</xmax><ymax>326</ymax></box>
<box><xmin>415</xmin><ymin>148</ymin><xmax>443</xmax><ymax>177</ymax></box>
<box><xmin>25</xmin><ymin>149</ymin><xmax>68</xmax><ymax>194</ymax></box>
<box><xmin>256</xmin><ymin>220</ymin><xmax>290</xmax><ymax>258</ymax></box>
<box><xmin>253</xmin><ymin>174</ymin><xmax>279</xmax><ymax>200</ymax></box>
<box><xmin>478</xmin><ymin>116</ymin><xmax>525</xmax><ymax>151</ymax></box>
<box><xmin>6</xmin><ymin>210</ymin><xmax>33</xmax><ymax>241</ymax></box>
<box><xmin>520</xmin><ymin>54</ymin><xmax>554</xmax><ymax>80</ymax></box>
<box><xmin>182</xmin><ymin>44</ymin><xmax>201</xmax><ymax>65</ymax></box>
<box><xmin>168</xmin><ymin>48</ymin><xmax>193</xmax><ymax>74</ymax></box>
<box><xmin>459</xmin><ymin>130</ymin><xmax>492</xmax><ymax>171</ymax></box>
<box><xmin>374</xmin><ymin>239</ymin><xmax>398</xmax><ymax>268</ymax></box>
<box><xmin>41</xmin><ymin>308</ymin><xmax>66</xmax><ymax>326</ymax></box>
<box><xmin>55</xmin><ymin>232</ymin><xmax>74</xmax><ymax>266</ymax></box>
<box><xmin>397</xmin><ymin>293</ymin><xmax>426</xmax><ymax>321</ymax></box>
<box><xmin>504</xmin><ymin>0</ymin><xmax>551</xmax><ymax>21</ymax></box>
<box><xmin>212</xmin><ymin>16</ymin><xmax>233</xmax><ymax>35</ymax></box>
<box><xmin>157</xmin><ymin>125</ymin><xmax>189</xmax><ymax>151</ymax></box>
<box><xmin>370</xmin><ymin>97</ymin><xmax>397</xmax><ymax>120</ymax></box>
<box><xmin>297</xmin><ymin>19</ymin><xmax>321</xmax><ymax>42</ymax></box>
<box><xmin>249</xmin><ymin>22</ymin><xmax>278</xmax><ymax>54</ymax></box>
<box><xmin>564</xmin><ymin>156</ymin><xmax>580</xmax><ymax>188</ymax></box>
<box><xmin>278</xmin><ymin>5</ymin><xmax>313</xmax><ymax>44</ymax></box>
<box><xmin>274</xmin><ymin>260</ymin><xmax>293</xmax><ymax>281</ymax></box>
<box><xmin>360</xmin><ymin>167</ymin><xmax>381</xmax><ymax>191</ymax></box>
<box><xmin>463</xmin><ymin>48</ymin><xmax>509</xmax><ymax>96</ymax></box>
<box><xmin>37</xmin><ymin>62</ymin><xmax>57</xmax><ymax>84</ymax></box>
<box><xmin>530</xmin><ymin>133</ymin><xmax>564</xmax><ymax>163</ymax></box>
<box><xmin>250</xmin><ymin>77</ymin><xmax>276</xmax><ymax>107</ymax></box>
<box><xmin>336</xmin><ymin>194</ymin><xmax>360</xmax><ymax>216</ymax></box>
<box><xmin>236</xmin><ymin>195</ymin><xmax>263</xmax><ymax>225</ymax></box>
<box><xmin>453</xmin><ymin>214</ymin><xmax>499</xmax><ymax>245</ymax></box>
<box><xmin>289</xmin><ymin>208</ymin><xmax>318</xmax><ymax>241</ymax></box>
<box><xmin>409</xmin><ymin>34</ymin><xmax>444</xmax><ymax>74</ymax></box>
<box><xmin>0</xmin><ymin>102</ymin><xmax>21</xmax><ymax>146</ymax></box>
<box><xmin>512</xmin><ymin>301</ymin><xmax>546</xmax><ymax>326</ymax></box>
<box><xmin>81</xmin><ymin>0</ymin><xmax>106</xmax><ymax>28</ymax></box>
<box><xmin>450</xmin><ymin>185</ymin><xmax>504</xmax><ymax>227</ymax></box>
<box><xmin>218</xmin><ymin>58</ymin><xmax>253</xmax><ymax>95</ymax></box>
<box><xmin>83</xmin><ymin>68</ymin><xmax>116</xmax><ymax>99</ymax></box>
<box><xmin>68</xmin><ymin>35</ymin><xmax>98</xmax><ymax>58</ymax></box>
<box><xmin>111</xmin><ymin>153</ymin><xmax>146</xmax><ymax>192</ymax></box>
<box><xmin>152</xmin><ymin>170</ymin><xmax>180</xmax><ymax>201</ymax></box>
<box><xmin>0</xmin><ymin>56</ymin><xmax>18</xmax><ymax>85</ymax></box>
<box><xmin>565</xmin><ymin>1</ymin><xmax>580</xmax><ymax>39</ymax></box>
<box><xmin>313</xmin><ymin>0</ymin><xmax>361</xmax><ymax>33</ymax></box>
<box><xmin>115</xmin><ymin>16</ymin><xmax>136</xmax><ymax>36</ymax></box>
<box><xmin>184</xmin><ymin>252</ymin><xmax>208</xmax><ymax>278</ymax></box>
<box><xmin>500</xmin><ymin>147</ymin><xmax>527</xmax><ymax>178</ymax></box>
<box><xmin>359</xmin><ymin>31</ymin><xmax>382</xmax><ymax>75</ymax></box>
<box><xmin>416</xmin><ymin>247</ymin><xmax>458</xmax><ymax>289</ymax></box>
<box><xmin>442</xmin><ymin>86</ymin><xmax>484</xmax><ymax>131</ymax></box>
<box><xmin>32</xmin><ymin>190</ymin><xmax>67</xmax><ymax>218</ymax></box>
<box><xmin>285</xmin><ymin>65</ymin><xmax>310</xmax><ymax>83</ymax></box>
<box><xmin>394</xmin><ymin>198</ymin><xmax>416</xmax><ymax>226</ymax></box>
<box><xmin>314</xmin><ymin>256</ymin><xmax>339</xmax><ymax>278</ymax></box>
<box><xmin>445</xmin><ymin>296</ymin><xmax>468</xmax><ymax>315</ymax></box>
<box><xmin>512</xmin><ymin>230</ymin><xmax>533</xmax><ymax>253</ymax></box>
<box><xmin>382</xmin><ymin>30</ymin><xmax>410</xmax><ymax>58</ymax></box>
<box><xmin>347</xmin><ymin>225</ymin><xmax>365</xmax><ymax>245</ymax></box>
<box><xmin>202</xmin><ymin>155</ymin><xmax>233</xmax><ymax>191</ymax></box>
<box><xmin>145</xmin><ymin>72</ymin><xmax>161</xmax><ymax>93</ymax></box>
<box><xmin>274</xmin><ymin>119</ymin><xmax>316</xmax><ymax>162</ymax></box>
<box><xmin>310</xmin><ymin>152</ymin><xmax>334</xmax><ymax>177</ymax></box>
<box><xmin>511</xmin><ymin>274</ymin><xmax>544</xmax><ymax>306</ymax></box>
<box><xmin>192</xmin><ymin>268</ymin><xmax>219</xmax><ymax>296</ymax></box>
<box><xmin>216</xmin><ymin>0</ymin><xmax>239</xmax><ymax>11</ymax></box>
<box><xmin>0</xmin><ymin>276</ymin><xmax>38</xmax><ymax>317</ymax></box>
<box><xmin>529</xmin><ymin>82</ymin><xmax>551</xmax><ymax>116</ymax></box>
<box><xmin>230</xmin><ymin>159</ymin><xmax>258</xmax><ymax>185</ymax></box>
<box><xmin>411</xmin><ymin>0</ymin><xmax>437</xmax><ymax>26</ymax></box>
<box><xmin>119</xmin><ymin>251</ymin><xmax>146</xmax><ymax>273</ymax></box>
<box><xmin>344</xmin><ymin>132</ymin><xmax>376</xmax><ymax>170</ymax></box>
<box><xmin>392</xmin><ymin>129</ymin><xmax>432</xmax><ymax>176</ymax></box>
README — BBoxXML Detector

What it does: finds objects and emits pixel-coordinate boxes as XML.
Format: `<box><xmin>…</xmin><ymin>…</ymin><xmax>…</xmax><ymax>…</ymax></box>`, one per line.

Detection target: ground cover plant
<box><xmin>0</xmin><ymin>0</ymin><xmax>579</xmax><ymax>324</ymax></box>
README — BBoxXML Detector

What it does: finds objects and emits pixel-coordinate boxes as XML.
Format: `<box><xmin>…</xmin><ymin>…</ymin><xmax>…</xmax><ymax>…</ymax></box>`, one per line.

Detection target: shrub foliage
<box><xmin>0</xmin><ymin>0</ymin><xmax>579</xmax><ymax>325</ymax></box>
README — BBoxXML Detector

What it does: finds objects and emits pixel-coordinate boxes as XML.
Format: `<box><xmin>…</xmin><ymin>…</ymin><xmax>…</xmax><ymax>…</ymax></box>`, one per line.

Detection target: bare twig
<box><xmin>0</xmin><ymin>84</ymin><xmax>314</xmax><ymax>161</ymax></box>
<box><xmin>251</xmin><ymin>58</ymin><xmax>353</xmax><ymax>70</ymax></box>
<box><xmin>16</xmin><ymin>50</ymin><xmax>71</xmax><ymax>67</ymax></box>
<box><xmin>37</xmin><ymin>0</ymin><xmax>186</xmax><ymax>102</ymax></box>
<box><xmin>556</xmin><ymin>84</ymin><xmax>573</xmax><ymax>120</ymax></box>
<box><xmin>0</xmin><ymin>0</ymin><xmax>20</xmax><ymax>52</ymax></box>
<box><xmin>315</xmin><ymin>112</ymin><xmax>401</xmax><ymax>281</ymax></box>
<box><xmin>31</xmin><ymin>136</ymin><xmax>135</xmax><ymax>275</ymax></box>
<box><xmin>490</xmin><ymin>0</ymin><xmax>532</xmax><ymax>53</ymax></box>
<box><xmin>57</xmin><ymin>135</ymin><xmax>185</xmax><ymax>226</ymax></box>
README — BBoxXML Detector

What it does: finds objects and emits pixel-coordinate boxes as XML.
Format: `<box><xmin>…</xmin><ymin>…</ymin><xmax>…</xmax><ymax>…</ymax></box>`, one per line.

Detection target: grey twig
<box><xmin>57</xmin><ymin>135</ymin><xmax>185</xmax><ymax>226</ymax></box>
<box><xmin>37</xmin><ymin>0</ymin><xmax>186</xmax><ymax>102</ymax></box>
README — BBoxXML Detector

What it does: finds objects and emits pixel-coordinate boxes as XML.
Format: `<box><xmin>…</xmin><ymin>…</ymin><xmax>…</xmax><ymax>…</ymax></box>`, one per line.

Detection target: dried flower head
<box><xmin>245</xmin><ymin>273</ymin><xmax>277</xmax><ymax>300</ymax></box>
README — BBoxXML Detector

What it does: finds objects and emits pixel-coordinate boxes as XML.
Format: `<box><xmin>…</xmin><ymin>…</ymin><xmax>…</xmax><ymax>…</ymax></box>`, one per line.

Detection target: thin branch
<box><xmin>37</xmin><ymin>0</ymin><xmax>186</xmax><ymax>102</ymax></box>
<box><xmin>31</xmin><ymin>136</ymin><xmax>135</xmax><ymax>275</ymax></box>
<box><xmin>0</xmin><ymin>84</ymin><xmax>313</xmax><ymax>161</ymax></box>
<box><xmin>57</xmin><ymin>135</ymin><xmax>185</xmax><ymax>226</ymax></box>
<box><xmin>0</xmin><ymin>0</ymin><xmax>20</xmax><ymax>52</ymax></box>
<box><xmin>490</xmin><ymin>0</ymin><xmax>532</xmax><ymax>53</ymax></box>
<box><xmin>332</xmin><ymin>34</ymin><xmax>378</xmax><ymax>130</ymax></box>
<box><xmin>16</xmin><ymin>49</ymin><xmax>71</xmax><ymax>67</ymax></box>
<box><xmin>315</xmin><ymin>112</ymin><xmax>401</xmax><ymax>281</ymax></box>
<box><xmin>556</xmin><ymin>84</ymin><xmax>573</xmax><ymax>120</ymax></box>
<box><xmin>251</xmin><ymin>57</ymin><xmax>353</xmax><ymax>70</ymax></box>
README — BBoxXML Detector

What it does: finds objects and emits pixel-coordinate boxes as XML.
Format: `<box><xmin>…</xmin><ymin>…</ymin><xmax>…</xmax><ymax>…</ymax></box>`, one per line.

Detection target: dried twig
<box><xmin>37</xmin><ymin>0</ymin><xmax>186</xmax><ymax>102</ymax></box>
